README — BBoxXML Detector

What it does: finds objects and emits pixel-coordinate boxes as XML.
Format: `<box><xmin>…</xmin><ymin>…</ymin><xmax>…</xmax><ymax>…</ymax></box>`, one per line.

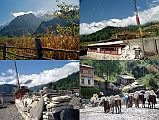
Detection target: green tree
<box><xmin>53</xmin><ymin>0</ymin><xmax>79</xmax><ymax>37</ymax></box>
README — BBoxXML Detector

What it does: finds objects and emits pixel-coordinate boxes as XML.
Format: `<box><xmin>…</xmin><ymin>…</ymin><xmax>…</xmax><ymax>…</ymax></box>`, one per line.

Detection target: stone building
<box><xmin>80</xmin><ymin>65</ymin><xmax>95</xmax><ymax>87</ymax></box>
<box><xmin>117</xmin><ymin>75</ymin><xmax>135</xmax><ymax>85</ymax></box>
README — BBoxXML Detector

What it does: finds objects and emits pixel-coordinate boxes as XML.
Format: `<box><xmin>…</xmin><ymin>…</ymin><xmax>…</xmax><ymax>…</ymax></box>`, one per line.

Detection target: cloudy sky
<box><xmin>0</xmin><ymin>60</ymin><xmax>79</xmax><ymax>87</ymax></box>
<box><xmin>0</xmin><ymin>0</ymin><xmax>79</xmax><ymax>25</ymax></box>
<box><xmin>80</xmin><ymin>0</ymin><xmax>159</xmax><ymax>35</ymax></box>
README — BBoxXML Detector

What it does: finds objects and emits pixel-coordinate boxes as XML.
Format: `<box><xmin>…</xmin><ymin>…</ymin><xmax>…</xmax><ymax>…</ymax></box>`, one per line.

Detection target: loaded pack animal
<box><xmin>133</xmin><ymin>91</ymin><xmax>139</xmax><ymax>108</ymax></box>
<box><xmin>128</xmin><ymin>93</ymin><xmax>134</xmax><ymax>108</ymax></box>
<box><xmin>109</xmin><ymin>95</ymin><xmax>121</xmax><ymax>114</ymax></box>
<box><xmin>114</xmin><ymin>95</ymin><xmax>122</xmax><ymax>114</ymax></box>
<box><xmin>145</xmin><ymin>90</ymin><xmax>157</xmax><ymax>109</ymax></box>
<box><xmin>133</xmin><ymin>90</ymin><xmax>157</xmax><ymax>109</ymax></box>
<box><xmin>131</xmin><ymin>91</ymin><xmax>146</xmax><ymax>108</ymax></box>
<box><xmin>138</xmin><ymin>92</ymin><xmax>146</xmax><ymax>108</ymax></box>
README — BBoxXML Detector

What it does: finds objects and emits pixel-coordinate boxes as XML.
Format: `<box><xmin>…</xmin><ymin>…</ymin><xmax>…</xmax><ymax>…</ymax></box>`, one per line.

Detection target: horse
<box><xmin>109</xmin><ymin>95</ymin><xmax>121</xmax><ymax>114</ymax></box>
<box><xmin>138</xmin><ymin>92</ymin><xmax>146</xmax><ymax>108</ymax></box>
<box><xmin>114</xmin><ymin>95</ymin><xmax>121</xmax><ymax>114</ymax></box>
<box><xmin>128</xmin><ymin>93</ymin><xmax>134</xmax><ymax>108</ymax></box>
<box><xmin>147</xmin><ymin>90</ymin><xmax>157</xmax><ymax>109</ymax></box>
<box><xmin>133</xmin><ymin>91</ymin><xmax>139</xmax><ymax>108</ymax></box>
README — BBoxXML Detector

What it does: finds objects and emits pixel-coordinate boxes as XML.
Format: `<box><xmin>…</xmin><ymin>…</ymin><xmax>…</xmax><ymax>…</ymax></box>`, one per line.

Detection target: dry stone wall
<box><xmin>16</xmin><ymin>87</ymin><xmax>80</xmax><ymax>120</ymax></box>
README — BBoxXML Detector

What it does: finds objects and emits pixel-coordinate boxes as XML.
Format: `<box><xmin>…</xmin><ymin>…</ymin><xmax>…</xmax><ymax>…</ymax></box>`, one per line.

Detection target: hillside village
<box><xmin>80</xmin><ymin>60</ymin><xmax>159</xmax><ymax>120</ymax></box>
<box><xmin>80</xmin><ymin>60</ymin><xmax>159</xmax><ymax>98</ymax></box>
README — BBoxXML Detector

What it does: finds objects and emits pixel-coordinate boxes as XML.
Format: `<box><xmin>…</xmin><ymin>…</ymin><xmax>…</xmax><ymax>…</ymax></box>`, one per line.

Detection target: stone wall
<box><xmin>16</xmin><ymin>87</ymin><xmax>80</xmax><ymax>120</ymax></box>
<box><xmin>87</xmin><ymin>52</ymin><xmax>121</xmax><ymax>60</ymax></box>
<box><xmin>124</xmin><ymin>37</ymin><xmax>159</xmax><ymax>53</ymax></box>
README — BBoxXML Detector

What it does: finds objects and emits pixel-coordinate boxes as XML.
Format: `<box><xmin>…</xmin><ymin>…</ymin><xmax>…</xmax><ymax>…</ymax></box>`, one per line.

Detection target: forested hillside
<box><xmin>80</xmin><ymin>21</ymin><xmax>159</xmax><ymax>43</ymax></box>
<box><xmin>0</xmin><ymin>84</ymin><xmax>15</xmax><ymax>94</ymax></box>
<box><xmin>80</xmin><ymin>26</ymin><xmax>138</xmax><ymax>42</ymax></box>
<box><xmin>30</xmin><ymin>72</ymin><xmax>79</xmax><ymax>92</ymax></box>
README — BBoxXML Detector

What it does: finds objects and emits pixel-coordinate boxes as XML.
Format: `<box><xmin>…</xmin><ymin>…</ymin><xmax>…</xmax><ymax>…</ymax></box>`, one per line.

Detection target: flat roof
<box><xmin>80</xmin><ymin>64</ymin><xmax>95</xmax><ymax>69</ymax></box>
<box><xmin>87</xmin><ymin>41</ymin><xmax>125</xmax><ymax>47</ymax></box>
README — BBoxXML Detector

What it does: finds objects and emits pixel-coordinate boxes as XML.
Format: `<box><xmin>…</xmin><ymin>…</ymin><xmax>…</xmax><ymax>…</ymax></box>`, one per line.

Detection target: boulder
<box><xmin>60</xmin><ymin>109</ymin><xmax>79</xmax><ymax>120</ymax></box>
<box><xmin>30</xmin><ymin>101</ymin><xmax>38</xmax><ymax>108</ymax></box>
<box><xmin>53</xmin><ymin>105</ymin><xmax>74</xmax><ymax>113</ymax></box>
<box><xmin>53</xmin><ymin>111</ymin><xmax>61</xmax><ymax>120</ymax></box>
<box><xmin>30</xmin><ymin>97</ymin><xmax>44</xmax><ymax>119</ymax></box>
<box><xmin>52</xmin><ymin>96</ymin><xmax>71</xmax><ymax>102</ymax></box>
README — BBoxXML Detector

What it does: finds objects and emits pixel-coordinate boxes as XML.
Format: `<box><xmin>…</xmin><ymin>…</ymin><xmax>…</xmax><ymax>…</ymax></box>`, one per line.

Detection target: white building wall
<box><xmin>80</xmin><ymin>77</ymin><xmax>94</xmax><ymax>87</ymax></box>
<box><xmin>87</xmin><ymin>52</ymin><xmax>121</xmax><ymax>60</ymax></box>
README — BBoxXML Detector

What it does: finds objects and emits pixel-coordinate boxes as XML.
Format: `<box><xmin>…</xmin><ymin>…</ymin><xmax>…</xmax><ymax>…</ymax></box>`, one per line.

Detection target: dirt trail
<box><xmin>0</xmin><ymin>104</ymin><xmax>24</xmax><ymax>120</ymax></box>
<box><xmin>80</xmin><ymin>99</ymin><xmax>159</xmax><ymax>120</ymax></box>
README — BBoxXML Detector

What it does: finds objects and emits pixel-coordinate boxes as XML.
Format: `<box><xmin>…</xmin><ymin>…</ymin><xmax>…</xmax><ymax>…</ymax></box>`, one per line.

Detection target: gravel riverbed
<box><xmin>0</xmin><ymin>104</ymin><xmax>24</xmax><ymax>120</ymax></box>
<box><xmin>80</xmin><ymin>99</ymin><xmax>159</xmax><ymax>120</ymax></box>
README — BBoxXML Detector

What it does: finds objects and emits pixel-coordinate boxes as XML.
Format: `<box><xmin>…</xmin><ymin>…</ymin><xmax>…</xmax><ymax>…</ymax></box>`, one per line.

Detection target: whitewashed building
<box><xmin>87</xmin><ymin>41</ymin><xmax>144</xmax><ymax>60</ymax></box>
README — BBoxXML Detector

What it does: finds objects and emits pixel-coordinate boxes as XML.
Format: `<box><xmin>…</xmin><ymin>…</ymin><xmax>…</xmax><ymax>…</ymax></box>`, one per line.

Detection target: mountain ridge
<box><xmin>0</xmin><ymin>13</ymin><xmax>43</xmax><ymax>36</ymax></box>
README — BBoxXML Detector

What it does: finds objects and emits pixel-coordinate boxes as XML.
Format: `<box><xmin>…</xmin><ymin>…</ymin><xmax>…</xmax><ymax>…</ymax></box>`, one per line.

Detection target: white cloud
<box><xmin>11</xmin><ymin>9</ymin><xmax>48</xmax><ymax>17</ymax></box>
<box><xmin>0</xmin><ymin>82</ymin><xmax>6</xmax><ymax>84</ymax></box>
<box><xmin>12</xmin><ymin>11</ymin><xmax>34</xmax><ymax>17</ymax></box>
<box><xmin>80</xmin><ymin>5</ymin><xmax>159</xmax><ymax>35</ymax></box>
<box><xmin>0</xmin><ymin>70</ymin><xmax>15</xmax><ymax>83</ymax></box>
<box><xmin>1</xmin><ymin>73</ymin><xmax>5</xmax><ymax>76</ymax></box>
<box><xmin>2</xmin><ymin>62</ymin><xmax>80</xmax><ymax>88</ymax></box>
<box><xmin>7</xmin><ymin>69</ymin><xmax>14</xmax><ymax>74</ymax></box>
<box><xmin>147</xmin><ymin>0</ymin><xmax>159</xmax><ymax>8</ymax></box>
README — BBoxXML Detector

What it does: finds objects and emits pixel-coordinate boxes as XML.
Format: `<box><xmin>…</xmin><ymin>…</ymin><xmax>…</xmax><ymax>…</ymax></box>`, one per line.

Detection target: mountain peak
<box><xmin>0</xmin><ymin>13</ymin><xmax>43</xmax><ymax>36</ymax></box>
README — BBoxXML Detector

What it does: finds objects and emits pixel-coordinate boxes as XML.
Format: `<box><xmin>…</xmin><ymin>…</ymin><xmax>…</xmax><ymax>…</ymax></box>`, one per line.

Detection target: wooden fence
<box><xmin>0</xmin><ymin>38</ymin><xmax>79</xmax><ymax>60</ymax></box>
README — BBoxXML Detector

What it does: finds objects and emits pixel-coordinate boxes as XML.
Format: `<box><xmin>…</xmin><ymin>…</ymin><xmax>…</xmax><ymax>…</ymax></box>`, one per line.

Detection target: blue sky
<box><xmin>0</xmin><ymin>0</ymin><xmax>79</xmax><ymax>25</ymax></box>
<box><xmin>0</xmin><ymin>60</ymin><xmax>79</xmax><ymax>87</ymax></box>
<box><xmin>0</xmin><ymin>60</ymin><xmax>75</xmax><ymax>75</ymax></box>
<box><xmin>80</xmin><ymin>0</ymin><xmax>158</xmax><ymax>23</ymax></box>
<box><xmin>80</xmin><ymin>0</ymin><xmax>159</xmax><ymax>34</ymax></box>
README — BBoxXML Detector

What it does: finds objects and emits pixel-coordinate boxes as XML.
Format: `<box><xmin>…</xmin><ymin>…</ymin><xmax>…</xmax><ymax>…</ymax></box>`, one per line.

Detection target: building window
<box><xmin>88</xmin><ymin>69</ymin><xmax>92</xmax><ymax>74</ymax></box>
<box><xmin>81</xmin><ymin>69</ymin><xmax>83</xmax><ymax>74</ymax></box>
<box><xmin>88</xmin><ymin>79</ymin><xmax>91</xmax><ymax>85</ymax></box>
<box><xmin>81</xmin><ymin>79</ymin><xmax>84</xmax><ymax>84</ymax></box>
